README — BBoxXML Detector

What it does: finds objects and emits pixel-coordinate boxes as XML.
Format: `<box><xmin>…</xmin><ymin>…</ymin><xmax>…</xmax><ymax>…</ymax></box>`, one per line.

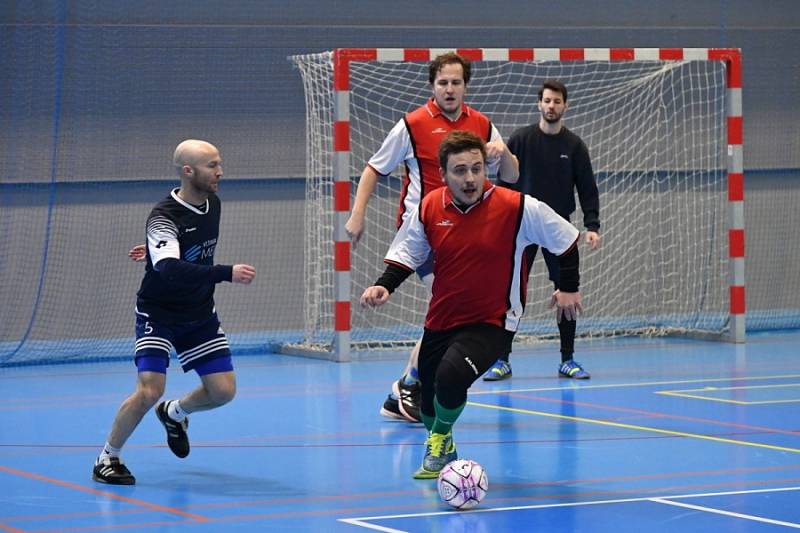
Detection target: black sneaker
<box><xmin>379</xmin><ymin>394</ymin><xmax>406</xmax><ymax>420</ymax></box>
<box><xmin>155</xmin><ymin>400</ymin><xmax>190</xmax><ymax>458</ymax></box>
<box><xmin>393</xmin><ymin>379</ymin><xmax>421</xmax><ymax>423</ymax></box>
<box><xmin>92</xmin><ymin>457</ymin><xmax>135</xmax><ymax>485</ymax></box>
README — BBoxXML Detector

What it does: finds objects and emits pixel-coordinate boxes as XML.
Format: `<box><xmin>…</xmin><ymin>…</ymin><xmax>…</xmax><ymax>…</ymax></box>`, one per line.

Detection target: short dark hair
<box><xmin>429</xmin><ymin>52</ymin><xmax>471</xmax><ymax>85</ymax></box>
<box><xmin>438</xmin><ymin>130</ymin><xmax>486</xmax><ymax>170</ymax></box>
<box><xmin>538</xmin><ymin>79</ymin><xmax>568</xmax><ymax>102</ymax></box>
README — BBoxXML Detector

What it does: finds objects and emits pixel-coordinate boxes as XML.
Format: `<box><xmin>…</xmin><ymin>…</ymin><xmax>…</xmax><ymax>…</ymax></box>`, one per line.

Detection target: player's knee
<box><xmin>434</xmin><ymin>357</ymin><xmax>471</xmax><ymax>407</ymax></box>
<box><xmin>136</xmin><ymin>382</ymin><xmax>164</xmax><ymax>409</ymax></box>
<box><xmin>207</xmin><ymin>380</ymin><xmax>236</xmax><ymax>406</ymax></box>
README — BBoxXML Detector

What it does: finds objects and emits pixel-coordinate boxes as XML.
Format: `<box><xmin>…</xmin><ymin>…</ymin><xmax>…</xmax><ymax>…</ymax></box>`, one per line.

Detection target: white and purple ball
<box><xmin>437</xmin><ymin>459</ymin><xmax>488</xmax><ymax>510</ymax></box>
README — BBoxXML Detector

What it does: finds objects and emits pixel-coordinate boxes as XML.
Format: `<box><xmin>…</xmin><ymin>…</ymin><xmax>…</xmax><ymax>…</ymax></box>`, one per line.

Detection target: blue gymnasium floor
<box><xmin>1</xmin><ymin>332</ymin><xmax>799</xmax><ymax>532</ymax></box>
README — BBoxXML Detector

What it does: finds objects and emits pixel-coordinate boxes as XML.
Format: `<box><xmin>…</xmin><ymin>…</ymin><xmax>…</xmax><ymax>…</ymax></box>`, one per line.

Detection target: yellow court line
<box><xmin>659</xmin><ymin>383</ymin><xmax>800</xmax><ymax>393</ymax></box>
<box><xmin>655</xmin><ymin>390</ymin><xmax>800</xmax><ymax>405</ymax></box>
<box><xmin>694</xmin><ymin>383</ymin><xmax>800</xmax><ymax>391</ymax></box>
<box><xmin>654</xmin><ymin>391</ymin><xmax>752</xmax><ymax>405</ymax></box>
<box><xmin>467</xmin><ymin>401</ymin><xmax>800</xmax><ymax>454</ymax></box>
<box><xmin>471</xmin><ymin>374</ymin><xmax>800</xmax><ymax>396</ymax></box>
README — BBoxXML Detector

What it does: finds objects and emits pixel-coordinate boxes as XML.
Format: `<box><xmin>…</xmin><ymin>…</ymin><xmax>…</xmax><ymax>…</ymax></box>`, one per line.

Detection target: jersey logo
<box><xmin>436</xmin><ymin>219</ymin><xmax>454</xmax><ymax>226</ymax></box>
<box><xmin>185</xmin><ymin>244</ymin><xmax>202</xmax><ymax>262</ymax></box>
<box><xmin>155</xmin><ymin>240</ymin><xmax>168</xmax><ymax>249</ymax></box>
<box><xmin>560</xmin><ymin>154</ymin><xmax>569</xmax><ymax>159</ymax></box>
<box><xmin>431</xmin><ymin>127</ymin><xmax>448</xmax><ymax>134</ymax></box>
<box><xmin>185</xmin><ymin>227</ymin><xmax>197</xmax><ymax>233</ymax></box>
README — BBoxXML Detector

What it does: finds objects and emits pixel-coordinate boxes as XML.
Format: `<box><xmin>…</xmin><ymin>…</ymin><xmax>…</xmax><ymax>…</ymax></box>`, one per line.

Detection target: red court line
<box><xmin>5</xmin><ymin>468</ymin><xmax>800</xmax><ymax>529</ymax></box>
<box><xmin>0</xmin><ymin>523</ymin><xmax>27</xmax><ymax>533</ymax></box>
<box><xmin>511</xmin><ymin>393</ymin><xmax>800</xmax><ymax>437</ymax></box>
<box><xmin>0</xmin><ymin>466</ymin><xmax>210</xmax><ymax>522</ymax></box>
<box><xmin>0</xmin><ymin>383</ymin><xmax>391</xmax><ymax>411</ymax></box>
<box><xmin>7</xmin><ymin>464</ymin><xmax>799</xmax><ymax>522</ymax></box>
<box><xmin>0</xmin><ymin>509</ymin><xmax>150</xmax><ymax>523</ymax></box>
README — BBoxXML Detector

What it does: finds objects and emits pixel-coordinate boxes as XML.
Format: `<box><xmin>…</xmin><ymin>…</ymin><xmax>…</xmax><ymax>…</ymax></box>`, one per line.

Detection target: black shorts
<box><xmin>524</xmin><ymin>244</ymin><xmax>561</xmax><ymax>289</ymax></box>
<box><xmin>418</xmin><ymin>323</ymin><xmax>514</xmax><ymax>384</ymax></box>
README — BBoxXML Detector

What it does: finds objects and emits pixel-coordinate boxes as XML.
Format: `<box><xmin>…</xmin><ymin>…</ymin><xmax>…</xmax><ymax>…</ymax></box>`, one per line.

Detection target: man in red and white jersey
<box><xmin>360</xmin><ymin>131</ymin><xmax>581</xmax><ymax>479</ymax></box>
<box><xmin>346</xmin><ymin>52</ymin><xmax>519</xmax><ymax>423</ymax></box>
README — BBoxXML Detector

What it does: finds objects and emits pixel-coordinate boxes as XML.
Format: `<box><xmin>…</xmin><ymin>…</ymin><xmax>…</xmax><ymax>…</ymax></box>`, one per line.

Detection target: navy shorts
<box><xmin>134</xmin><ymin>311</ymin><xmax>233</xmax><ymax>375</ymax></box>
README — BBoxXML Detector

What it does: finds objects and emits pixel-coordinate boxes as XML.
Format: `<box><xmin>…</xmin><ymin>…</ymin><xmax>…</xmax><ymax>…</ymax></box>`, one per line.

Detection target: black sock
<box><xmin>559</xmin><ymin>318</ymin><xmax>576</xmax><ymax>363</ymax></box>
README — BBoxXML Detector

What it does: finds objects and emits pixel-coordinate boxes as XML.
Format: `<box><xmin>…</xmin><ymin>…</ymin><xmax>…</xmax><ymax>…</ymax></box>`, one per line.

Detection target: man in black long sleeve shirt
<box><xmin>93</xmin><ymin>140</ymin><xmax>256</xmax><ymax>485</ymax></box>
<box><xmin>485</xmin><ymin>79</ymin><xmax>600</xmax><ymax>382</ymax></box>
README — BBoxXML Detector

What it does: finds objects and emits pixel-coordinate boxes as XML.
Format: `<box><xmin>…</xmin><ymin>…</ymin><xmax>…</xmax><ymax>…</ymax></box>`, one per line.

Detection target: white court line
<box><xmin>338</xmin><ymin>519</ymin><xmax>409</xmax><ymax>533</ymax></box>
<box><xmin>470</xmin><ymin>373</ymin><xmax>800</xmax><ymax>396</ymax></box>
<box><xmin>338</xmin><ymin>486</ymin><xmax>800</xmax><ymax>530</ymax></box>
<box><xmin>652</xmin><ymin>498</ymin><xmax>800</xmax><ymax>528</ymax></box>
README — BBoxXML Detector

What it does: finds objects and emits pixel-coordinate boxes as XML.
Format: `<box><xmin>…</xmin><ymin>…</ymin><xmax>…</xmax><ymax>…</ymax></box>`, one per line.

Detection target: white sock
<box><xmin>98</xmin><ymin>442</ymin><xmax>121</xmax><ymax>463</ymax></box>
<box><xmin>167</xmin><ymin>400</ymin><xmax>187</xmax><ymax>422</ymax></box>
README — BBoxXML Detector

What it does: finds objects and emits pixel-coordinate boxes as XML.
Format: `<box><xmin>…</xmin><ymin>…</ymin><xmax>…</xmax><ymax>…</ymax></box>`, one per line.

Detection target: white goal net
<box><xmin>291</xmin><ymin>49</ymin><xmax>735</xmax><ymax>356</ymax></box>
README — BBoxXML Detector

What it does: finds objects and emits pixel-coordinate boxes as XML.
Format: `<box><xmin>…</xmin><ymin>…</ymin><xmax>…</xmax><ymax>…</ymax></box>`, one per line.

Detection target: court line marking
<box><xmin>0</xmin><ymin>465</ymin><xmax>210</xmax><ymax>522</ymax></box>
<box><xmin>467</xmin><ymin>401</ymin><xmax>800</xmax><ymax>454</ymax></box>
<box><xmin>470</xmin><ymin>373</ymin><xmax>800</xmax><ymax>396</ymax></box>
<box><xmin>338</xmin><ymin>485</ymin><xmax>800</xmax><ymax>531</ymax></box>
<box><xmin>656</xmin><ymin>382</ymin><xmax>800</xmax><ymax>405</ymax></box>
<box><xmin>652</xmin><ymin>497</ymin><xmax>800</xmax><ymax>528</ymax></box>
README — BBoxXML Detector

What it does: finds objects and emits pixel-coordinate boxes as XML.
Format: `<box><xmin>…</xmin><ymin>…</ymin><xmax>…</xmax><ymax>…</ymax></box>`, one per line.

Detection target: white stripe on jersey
<box><xmin>146</xmin><ymin>215</ymin><xmax>180</xmax><ymax>266</ymax></box>
<box><xmin>383</xmin><ymin>205</ymin><xmax>431</xmax><ymax>272</ymax></box>
<box><xmin>507</xmin><ymin>195</ymin><xmax>579</xmax><ymax>330</ymax></box>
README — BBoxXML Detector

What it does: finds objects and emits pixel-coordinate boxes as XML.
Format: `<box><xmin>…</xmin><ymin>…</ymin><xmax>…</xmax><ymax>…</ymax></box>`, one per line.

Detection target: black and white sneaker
<box><xmin>92</xmin><ymin>456</ymin><xmax>135</xmax><ymax>485</ymax></box>
<box><xmin>379</xmin><ymin>394</ymin><xmax>406</xmax><ymax>420</ymax></box>
<box><xmin>392</xmin><ymin>379</ymin><xmax>421</xmax><ymax>423</ymax></box>
<box><xmin>155</xmin><ymin>400</ymin><xmax>190</xmax><ymax>458</ymax></box>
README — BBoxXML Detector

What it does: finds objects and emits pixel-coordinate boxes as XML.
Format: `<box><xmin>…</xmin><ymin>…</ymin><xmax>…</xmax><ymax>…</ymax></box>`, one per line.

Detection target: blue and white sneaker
<box><xmin>559</xmin><ymin>359</ymin><xmax>590</xmax><ymax>379</ymax></box>
<box><xmin>483</xmin><ymin>360</ymin><xmax>512</xmax><ymax>381</ymax></box>
<box><xmin>413</xmin><ymin>432</ymin><xmax>457</xmax><ymax>479</ymax></box>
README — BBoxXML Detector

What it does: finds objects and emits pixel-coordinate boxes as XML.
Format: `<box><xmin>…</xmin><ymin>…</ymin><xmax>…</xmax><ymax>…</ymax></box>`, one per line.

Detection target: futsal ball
<box><xmin>437</xmin><ymin>459</ymin><xmax>488</xmax><ymax>510</ymax></box>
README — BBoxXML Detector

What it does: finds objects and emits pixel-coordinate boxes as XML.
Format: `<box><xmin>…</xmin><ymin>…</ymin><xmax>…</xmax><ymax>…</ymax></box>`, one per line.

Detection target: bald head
<box><xmin>173</xmin><ymin>139</ymin><xmax>219</xmax><ymax>173</ymax></box>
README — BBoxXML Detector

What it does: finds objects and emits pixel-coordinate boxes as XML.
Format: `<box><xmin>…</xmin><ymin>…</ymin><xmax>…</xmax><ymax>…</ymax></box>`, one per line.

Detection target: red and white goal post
<box><xmin>289</xmin><ymin>47</ymin><xmax>744</xmax><ymax>362</ymax></box>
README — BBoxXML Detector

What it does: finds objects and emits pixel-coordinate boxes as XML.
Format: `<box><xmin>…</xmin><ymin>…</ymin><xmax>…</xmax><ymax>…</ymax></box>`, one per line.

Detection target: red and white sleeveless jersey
<box><xmin>384</xmin><ymin>184</ymin><xmax>579</xmax><ymax>332</ymax></box>
<box><xmin>367</xmin><ymin>98</ymin><xmax>500</xmax><ymax>228</ymax></box>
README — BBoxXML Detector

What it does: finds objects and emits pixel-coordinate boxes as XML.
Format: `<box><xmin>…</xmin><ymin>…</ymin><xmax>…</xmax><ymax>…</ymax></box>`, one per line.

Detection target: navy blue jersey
<box><xmin>505</xmin><ymin>124</ymin><xmax>600</xmax><ymax>232</ymax></box>
<box><xmin>136</xmin><ymin>189</ymin><xmax>225</xmax><ymax>324</ymax></box>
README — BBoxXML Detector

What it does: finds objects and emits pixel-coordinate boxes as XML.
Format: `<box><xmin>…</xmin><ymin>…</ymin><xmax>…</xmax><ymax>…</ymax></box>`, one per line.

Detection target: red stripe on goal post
<box><xmin>728</xmin><ymin>173</ymin><xmax>744</xmax><ymax>202</ymax></box>
<box><xmin>334</xmin><ymin>241</ymin><xmax>351</xmax><ymax>271</ymax></box>
<box><xmin>560</xmin><ymin>48</ymin><xmax>584</xmax><ymax>61</ymax></box>
<box><xmin>404</xmin><ymin>49</ymin><xmax>430</xmax><ymax>61</ymax></box>
<box><xmin>659</xmin><ymin>48</ymin><xmax>684</xmax><ymax>60</ymax></box>
<box><xmin>334</xmin><ymin>121</ymin><xmax>350</xmax><ymax>152</ymax></box>
<box><xmin>333</xmin><ymin>48</ymin><xmax>377</xmax><ymax>91</ymax></box>
<box><xmin>728</xmin><ymin>116</ymin><xmax>743</xmax><ymax>145</ymax></box>
<box><xmin>334</xmin><ymin>181</ymin><xmax>350</xmax><ymax>211</ymax></box>
<box><xmin>709</xmin><ymin>48</ymin><xmax>742</xmax><ymax>88</ymax></box>
<box><xmin>334</xmin><ymin>301</ymin><xmax>351</xmax><ymax>331</ymax></box>
<box><xmin>610</xmin><ymin>48</ymin><xmax>635</xmax><ymax>61</ymax></box>
<box><xmin>730</xmin><ymin>286</ymin><xmax>746</xmax><ymax>315</ymax></box>
<box><xmin>729</xmin><ymin>229</ymin><xmax>745</xmax><ymax>258</ymax></box>
<box><xmin>456</xmin><ymin>48</ymin><xmax>483</xmax><ymax>61</ymax></box>
<box><xmin>509</xmin><ymin>49</ymin><xmax>534</xmax><ymax>61</ymax></box>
